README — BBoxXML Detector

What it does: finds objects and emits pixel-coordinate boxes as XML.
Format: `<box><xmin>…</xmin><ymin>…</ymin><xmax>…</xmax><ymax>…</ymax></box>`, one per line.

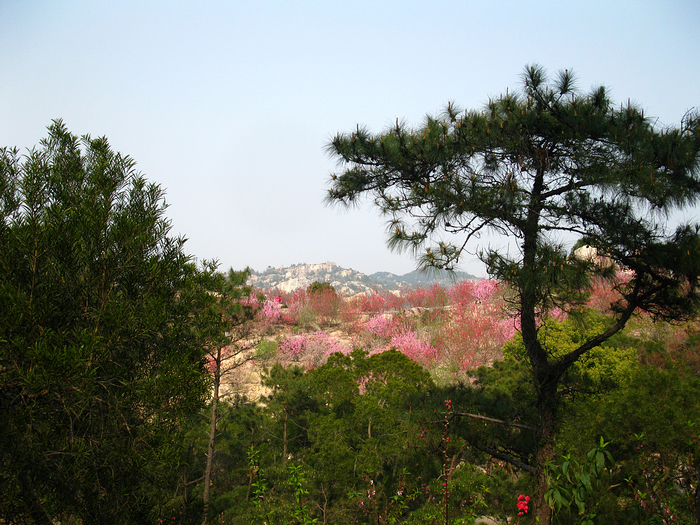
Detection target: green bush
<box><xmin>255</xmin><ymin>338</ymin><xmax>278</xmax><ymax>361</ymax></box>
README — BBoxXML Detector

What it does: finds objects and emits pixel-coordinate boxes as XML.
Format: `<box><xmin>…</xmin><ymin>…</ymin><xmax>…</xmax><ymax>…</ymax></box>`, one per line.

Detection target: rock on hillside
<box><xmin>248</xmin><ymin>262</ymin><xmax>376</xmax><ymax>295</ymax></box>
<box><xmin>248</xmin><ymin>262</ymin><xmax>477</xmax><ymax>295</ymax></box>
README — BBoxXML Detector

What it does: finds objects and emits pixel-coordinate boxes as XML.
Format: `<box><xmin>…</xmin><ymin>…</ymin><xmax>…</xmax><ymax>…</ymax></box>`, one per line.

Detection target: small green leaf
<box><xmin>595</xmin><ymin>450</ymin><xmax>605</xmax><ymax>475</ymax></box>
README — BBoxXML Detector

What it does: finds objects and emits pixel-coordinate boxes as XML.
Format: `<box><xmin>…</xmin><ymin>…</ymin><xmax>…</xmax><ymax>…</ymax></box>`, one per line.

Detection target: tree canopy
<box><xmin>0</xmin><ymin>121</ymin><xmax>218</xmax><ymax>524</ymax></box>
<box><xmin>326</xmin><ymin>65</ymin><xmax>700</xmax><ymax>524</ymax></box>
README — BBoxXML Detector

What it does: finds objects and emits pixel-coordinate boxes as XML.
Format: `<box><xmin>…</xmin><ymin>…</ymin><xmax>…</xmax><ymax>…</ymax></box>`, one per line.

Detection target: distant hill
<box><xmin>248</xmin><ymin>261</ymin><xmax>477</xmax><ymax>295</ymax></box>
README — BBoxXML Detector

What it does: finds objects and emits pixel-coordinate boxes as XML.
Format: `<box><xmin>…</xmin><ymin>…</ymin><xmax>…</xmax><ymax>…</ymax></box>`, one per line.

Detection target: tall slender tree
<box><xmin>201</xmin><ymin>268</ymin><xmax>259</xmax><ymax>525</ymax></box>
<box><xmin>0</xmin><ymin>121</ymin><xmax>217</xmax><ymax>524</ymax></box>
<box><xmin>325</xmin><ymin>65</ymin><xmax>700</xmax><ymax>524</ymax></box>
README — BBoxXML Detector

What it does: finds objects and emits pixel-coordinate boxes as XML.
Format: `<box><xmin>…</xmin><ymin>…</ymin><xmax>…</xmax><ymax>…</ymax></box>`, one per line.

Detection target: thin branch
<box><xmin>452</xmin><ymin>411</ymin><xmax>535</xmax><ymax>432</ymax></box>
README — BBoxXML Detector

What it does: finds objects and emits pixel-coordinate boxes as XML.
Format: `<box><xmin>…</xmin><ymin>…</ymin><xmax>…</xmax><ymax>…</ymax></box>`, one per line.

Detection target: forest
<box><xmin>160</xmin><ymin>278</ymin><xmax>700</xmax><ymax>525</ymax></box>
<box><xmin>2</xmin><ymin>66</ymin><xmax>700</xmax><ymax>524</ymax></box>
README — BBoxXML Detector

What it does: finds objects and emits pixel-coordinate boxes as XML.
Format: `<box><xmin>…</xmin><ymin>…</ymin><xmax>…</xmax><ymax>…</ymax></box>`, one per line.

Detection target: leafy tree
<box><xmin>201</xmin><ymin>268</ymin><xmax>259</xmax><ymax>524</ymax></box>
<box><xmin>0</xmin><ymin>121</ymin><xmax>217</xmax><ymax>524</ymax></box>
<box><xmin>455</xmin><ymin>360</ymin><xmax>539</xmax><ymax>471</ymax></box>
<box><xmin>260</xmin><ymin>364</ymin><xmax>317</xmax><ymax>466</ymax></box>
<box><xmin>307</xmin><ymin>280</ymin><xmax>336</xmax><ymax>295</ymax></box>
<box><xmin>304</xmin><ymin>281</ymin><xmax>341</xmax><ymax>327</ymax></box>
<box><xmin>502</xmin><ymin>309</ymin><xmax>639</xmax><ymax>394</ymax></box>
<box><xmin>303</xmin><ymin>350</ymin><xmax>436</xmax><ymax>523</ymax></box>
<box><xmin>325</xmin><ymin>65</ymin><xmax>700</xmax><ymax>524</ymax></box>
<box><xmin>254</xmin><ymin>350</ymin><xmax>437</xmax><ymax>524</ymax></box>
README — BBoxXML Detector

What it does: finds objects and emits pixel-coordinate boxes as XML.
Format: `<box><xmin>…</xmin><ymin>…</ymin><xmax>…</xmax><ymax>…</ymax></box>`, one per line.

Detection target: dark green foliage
<box><xmin>563</xmin><ymin>363</ymin><xmax>700</xmax><ymax>520</ymax></box>
<box><xmin>0</xmin><ymin>121</ymin><xmax>216</xmax><ymax>524</ymax></box>
<box><xmin>307</xmin><ymin>280</ymin><xmax>336</xmax><ymax>296</ymax></box>
<box><xmin>200</xmin><ymin>267</ymin><xmax>261</xmax><ymax>524</ymax></box>
<box><xmin>200</xmin><ymin>350</ymin><xmax>548</xmax><ymax>524</ymax></box>
<box><xmin>178</xmin><ymin>332</ymin><xmax>700</xmax><ymax>524</ymax></box>
<box><xmin>297</xmin><ymin>350</ymin><xmax>438</xmax><ymax>522</ymax></box>
<box><xmin>462</xmin><ymin>360</ymin><xmax>539</xmax><ymax>463</ymax></box>
<box><xmin>198</xmin><ymin>350</ymin><xmax>451</xmax><ymax>524</ymax></box>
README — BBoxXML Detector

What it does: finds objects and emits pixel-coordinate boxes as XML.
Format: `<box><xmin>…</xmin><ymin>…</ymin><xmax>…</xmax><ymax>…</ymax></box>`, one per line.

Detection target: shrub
<box><xmin>403</xmin><ymin>284</ymin><xmax>449</xmax><ymax>309</ymax></box>
<box><xmin>352</xmin><ymin>290</ymin><xmax>404</xmax><ymax>314</ymax></box>
<box><xmin>433</xmin><ymin>304</ymin><xmax>517</xmax><ymax>370</ymax></box>
<box><xmin>366</xmin><ymin>314</ymin><xmax>400</xmax><ymax>338</ymax></box>
<box><xmin>260</xmin><ymin>297</ymin><xmax>283</xmax><ymax>322</ymax></box>
<box><xmin>448</xmin><ymin>279</ymin><xmax>499</xmax><ymax>306</ymax></box>
<box><xmin>307</xmin><ymin>281</ymin><xmax>336</xmax><ymax>295</ymax></box>
<box><xmin>279</xmin><ymin>334</ymin><xmax>308</xmax><ymax>361</ymax></box>
<box><xmin>283</xmin><ymin>286</ymin><xmax>342</xmax><ymax>328</ymax></box>
<box><xmin>257</xmin><ymin>296</ymin><xmax>284</xmax><ymax>334</ymax></box>
<box><xmin>374</xmin><ymin>329</ymin><xmax>438</xmax><ymax>366</ymax></box>
<box><xmin>307</xmin><ymin>287</ymin><xmax>341</xmax><ymax>325</ymax></box>
<box><xmin>278</xmin><ymin>331</ymin><xmax>350</xmax><ymax>368</ymax></box>
<box><xmin>255</xmin><ymin>339</ymin><xmax>278</xmax><ymax>362</ymax></box>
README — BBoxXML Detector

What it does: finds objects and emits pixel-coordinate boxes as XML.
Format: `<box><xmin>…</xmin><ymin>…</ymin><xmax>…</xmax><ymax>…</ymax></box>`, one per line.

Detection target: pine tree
<box><xmin>325</xmin><ymin>65</ymin><xmax>700</xmax><ymax>524</ymax></box>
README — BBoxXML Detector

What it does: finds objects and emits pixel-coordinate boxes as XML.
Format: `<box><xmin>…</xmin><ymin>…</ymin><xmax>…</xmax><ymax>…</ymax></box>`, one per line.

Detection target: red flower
<box><xmin>516</xmin><ymin>494</ymin><xmax>530</xmax><ymax>514</ymax></box>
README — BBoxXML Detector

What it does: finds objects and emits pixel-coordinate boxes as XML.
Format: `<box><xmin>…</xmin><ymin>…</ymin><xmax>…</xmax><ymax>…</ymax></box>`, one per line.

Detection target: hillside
<box><xmin>248</xmin><ymin>261</ymin><xmax>477</xmax><ymax>294</ymax></box>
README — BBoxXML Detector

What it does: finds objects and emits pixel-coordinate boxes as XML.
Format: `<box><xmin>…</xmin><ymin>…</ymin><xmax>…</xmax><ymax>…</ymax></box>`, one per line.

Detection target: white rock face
<box><xmin>247</xmin><ymin>262</ymin><xmax>477</xmax><ymax>295</ymax></box>
<box><xmin>248</xmin><ymin>262</ymin><xmax>377</xmax><ymax>294</ymax></box>
<box><xmin>573</xmin><ymin>245</ymin><xmax>616</xmax><ymax>269</ymax></box>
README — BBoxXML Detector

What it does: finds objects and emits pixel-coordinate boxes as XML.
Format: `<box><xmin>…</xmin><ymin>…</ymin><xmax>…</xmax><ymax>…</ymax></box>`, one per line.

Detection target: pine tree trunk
<box><xmin>533</xmin><ymin>381</ymin><xmax>557</xmax><ymax>525</ymax></box>
<box><xmin>533</xmin><ymin>432</ymin><xmax>554</xmax><ymax>524</ymax></box>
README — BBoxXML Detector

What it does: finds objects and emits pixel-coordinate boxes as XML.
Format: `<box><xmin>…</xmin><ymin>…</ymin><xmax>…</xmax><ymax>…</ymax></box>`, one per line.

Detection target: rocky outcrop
<box><xmin>573</xmin><ymin>245</ymin><xmax>616</xmax><ymax>269</ymax></box>
<box><xmin>248</xmin><ymin>261</ymin><xmax>376</xmax><ymax>294</ymax></box>
<box><xmin>248</xmin><ymin>261</ymin><xmax>477</xmax><ymax>294</ymax></box>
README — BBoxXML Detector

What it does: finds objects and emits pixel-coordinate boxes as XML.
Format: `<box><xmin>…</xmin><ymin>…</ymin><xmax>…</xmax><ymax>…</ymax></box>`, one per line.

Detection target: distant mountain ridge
<box><xmin>248</xmin><ymin>261</ymin><xmax>477</xmax><ymax>295</ymax></box>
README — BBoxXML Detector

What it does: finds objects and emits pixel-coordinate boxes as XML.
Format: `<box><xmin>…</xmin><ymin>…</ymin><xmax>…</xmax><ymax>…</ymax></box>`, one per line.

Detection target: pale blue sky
<box><xmin>1</xmin><ymin>1</ymin><xmax>698</xmax><ymax>276</ymax></box>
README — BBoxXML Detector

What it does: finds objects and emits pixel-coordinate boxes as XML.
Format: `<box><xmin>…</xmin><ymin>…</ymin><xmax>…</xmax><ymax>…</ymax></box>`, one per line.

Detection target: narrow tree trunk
<box><xmin>533</xmin><ymin>381</ymin><xmax>558</xmax><ymax>525</ymax></box>
<box><xmin>282</xmin><ymin>409</ymin><xmax>288</xmax><ymax>463</ymax></box>
<box><xmin>533</xmin><ymin>439</ymin><xmax>554</xmax><ymax>524</ymax></box>
<box><xmin>694</xmin><ymin>457</ymin><xmax>700</xmax><ymax>525</ymax></box>
<box><xmin>202</xmin><ymin>348</ymin><xmax>222</xmax><ymax>525</ymax></box>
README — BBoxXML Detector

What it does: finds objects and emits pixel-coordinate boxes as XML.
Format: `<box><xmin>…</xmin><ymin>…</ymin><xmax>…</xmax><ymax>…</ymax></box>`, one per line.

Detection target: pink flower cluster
<box><xmin>255</xmin><ymin>278</ymin><xmax>522</xmax><ymax>372</ymax></box>
<box><xmin>517</xmin><ymin>494</ymin><xmax>530</xmax><ymax>515</ymax></box>
<box><xmin>278</xmin><ymin>331</ymin><xmax>350</xmax><ymax>365</ymax></box>
<box><xmin>279</xmin><ymin>335</ymin><xmax>307</xmax><ymax>360</ymax></box>
<box><xmin>472</xmin><ymin>279</ymin><xmax>498</xmax><ymax>303</ymax></box>
<box><xmin>433</xmin><ymin>305</ymin><xmax>518</xmax><ymax>370</ymax></box>
<box><xmin>260</xmin><ymin>297</ymin><xmax>283</xmax><ymax>322</ymax></box>
<box><xmin>376</xmin><ymin>330</ymin><xmax>437</xmax><ymax>365</ymax></box>
<box><xmin>403</xmin><ymin>284</ymin><xmax>448</xmax><ymax>309</ymax></box>
<box><xmin>448</xmin><ymin>279</ymin><xmax>498</xmax><ymax>306</ymax></box>
<box><xmin>353</xmin><ymin>290</ymin><xmax>404</xmax><ymax>314</ymax></box>
<box><xmin>366</xmin><ymin>314</ymin><xmax>398</xmax><ymax>338</ymax></box>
